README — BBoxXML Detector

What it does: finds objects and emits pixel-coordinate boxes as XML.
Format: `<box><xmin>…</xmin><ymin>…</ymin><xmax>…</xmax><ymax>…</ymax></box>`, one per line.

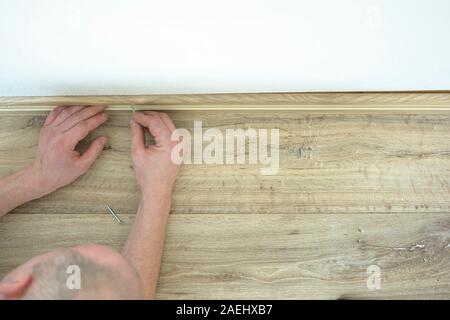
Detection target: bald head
<box><xmin>0</xmin><ymin>245</ymin><xmax>143</xmax><ymax>300</ymax></box>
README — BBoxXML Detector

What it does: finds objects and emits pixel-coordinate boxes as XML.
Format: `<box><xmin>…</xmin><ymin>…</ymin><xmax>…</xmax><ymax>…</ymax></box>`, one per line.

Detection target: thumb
<box><xmin>79</xmin><ymin>136</ymin><xmax>107</xmax><ymax>169</ymax></box>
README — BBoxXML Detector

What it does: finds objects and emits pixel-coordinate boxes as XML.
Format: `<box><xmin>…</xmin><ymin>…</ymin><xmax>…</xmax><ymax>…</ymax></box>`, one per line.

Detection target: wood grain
<box><xmin>1</xmin><ymin>93</ymin><xmax>449</xmax><ymax>299</ymax></box>
<box><xmin>0</xmin><ymin>213</ymin><xmax>449</xmax><ymax>299</ymax></box>
<box><xmin>0</xmin><ymin>92</ymin><xmax>449</xmax><ymax>108</ymax></box>
<box><xmin>2</xmin><ymin>104</ymin><xmax>450</xmax><ymax>111</ymax></box>
<box><xmin>0</xmin><ymin>111</ymin><xmax>449</xmax><ymax>214</ymax></box>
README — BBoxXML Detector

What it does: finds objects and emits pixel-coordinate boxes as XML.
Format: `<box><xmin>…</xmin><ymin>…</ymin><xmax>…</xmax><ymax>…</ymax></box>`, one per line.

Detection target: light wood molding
<box><xmin>0</xmin><ymin>92</ymin><xmax>449</xmax><ymax>111</ymax></box>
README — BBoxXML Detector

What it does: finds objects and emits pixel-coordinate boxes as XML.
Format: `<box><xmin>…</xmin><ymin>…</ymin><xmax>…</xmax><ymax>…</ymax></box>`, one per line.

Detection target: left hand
<box><xmin>26</xmin><ymin>105</ymin><xmax>109</xmax><ymax>197</ymax></box>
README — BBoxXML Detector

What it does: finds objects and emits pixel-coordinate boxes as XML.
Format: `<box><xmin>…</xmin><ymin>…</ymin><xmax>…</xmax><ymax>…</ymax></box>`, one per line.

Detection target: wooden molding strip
<box><xmin>0</xmin><ymin>92</ymin><xmax>449</xmax><ymax>111</ymax></box>
<box><xmin>1</xmin><ymin>104</ymin><xmax>450</xmax><ymax>112</ymax></box>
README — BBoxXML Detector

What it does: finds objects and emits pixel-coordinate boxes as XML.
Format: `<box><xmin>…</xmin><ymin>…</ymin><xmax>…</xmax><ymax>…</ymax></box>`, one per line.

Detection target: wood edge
<box><xmin>1</xmin><ymin>104</ymin><xmax>450</xmax><ymax>112</ymax></box>
<box><xmin>0</xmin><ymin>91</ymin><xmax>449</xmax><ymax>107</ymax></box>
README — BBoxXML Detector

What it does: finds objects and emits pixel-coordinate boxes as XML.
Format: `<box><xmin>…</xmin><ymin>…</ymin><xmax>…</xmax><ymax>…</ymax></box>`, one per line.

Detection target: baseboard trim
<box><xmin>0</xmin><ymin>92</ymin><xmax>449</xmax><ymax>111</ymax></box>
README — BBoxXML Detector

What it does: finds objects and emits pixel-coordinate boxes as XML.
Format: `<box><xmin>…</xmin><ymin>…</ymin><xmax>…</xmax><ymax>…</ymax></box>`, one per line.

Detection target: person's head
<box><xmin>0</xmin><ymin>244</ymin><xmax>143</xmax><ymax>300</ymax></box>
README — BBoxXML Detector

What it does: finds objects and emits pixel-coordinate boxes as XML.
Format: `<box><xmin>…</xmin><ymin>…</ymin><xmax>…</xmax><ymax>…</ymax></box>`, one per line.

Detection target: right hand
<box><xmin>130</xmin><ymin>112</ymin><xmax>181</xmax><ymax>202</ymax></box>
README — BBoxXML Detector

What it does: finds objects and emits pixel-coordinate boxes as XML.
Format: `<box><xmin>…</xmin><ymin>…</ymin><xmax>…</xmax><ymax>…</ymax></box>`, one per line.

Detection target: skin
<box><xmin>0</xmin><ymin>245</ymin><xmax>141</xmax><ymax>300</ymax></box>
<box><xmin>123</xmin><ymin>112</ymin><xmax>180</xmax><ymax>299</ymax></box>
<box><xmin>0</xmin><ymin>105</ymin><xmax>109</xmax><ymax>217</ymax></box>
<box><xmin>0</xmin><ymin>106</ymin><xmax>180</xmax><ymax>299</ymax></box>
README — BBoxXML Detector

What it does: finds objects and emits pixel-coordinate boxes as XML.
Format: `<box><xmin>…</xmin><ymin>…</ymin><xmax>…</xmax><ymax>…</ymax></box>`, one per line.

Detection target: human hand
<box><xmin>26</xmin><ymin>105</ymin><xmax>109</xmax><ymax>198</ymax></box>
<box><xmin>130</xmin><ymin>112</ymin><xmax>181</xmax><ymax>203</ymax></box>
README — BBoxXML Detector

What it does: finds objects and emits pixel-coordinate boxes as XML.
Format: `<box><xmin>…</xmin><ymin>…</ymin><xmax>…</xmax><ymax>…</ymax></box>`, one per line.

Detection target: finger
<box><xmin>59</xmin><ymin>105</ymin><xmax>107</xmax><ymax>132</ymax></box>
<box><xmin>78</xmin><ymin>136</ymin><xmax>107</xmax><ymax>171</ymax></box>
<box><xmin>44</xmin><ymin>106</ymin><xmax>64</xmax><ymax>126</ymax></box>
<box><xmin>158</xmin><ymin>112</ymin><xmax>180</xmax><ymax>142</ymax></box>
<box><xmin>159</xmin><ymin>112</ymin><xmax>176</xmax><ymax>132</ymax></box>
<box><xmin>160</xmin><ymin>113</ymin><xmax>182</xmax><ymax>144</ymax></box>
<box><xmin>130</xmin><ymin>119</ymin><xmax>145</xmax><ymax>153</ymax></box>
<box><xmin>53</xmin><ymin>106</ymin><xmax>86</xmax><ymax>126</ymax></box>
<box><xmin>67</xmin><ymin>111</ymin><xmax>109</xmax><ymax>146</ymax></box>
<box><xmin>132</xmin><ymin>112</ymin><xmax>172</xmax><ymax>146</ymax></box>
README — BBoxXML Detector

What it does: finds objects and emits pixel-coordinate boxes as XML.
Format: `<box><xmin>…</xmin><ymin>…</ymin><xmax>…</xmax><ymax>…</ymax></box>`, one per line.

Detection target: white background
<box><xmin>0</xmin><ymin>0</ymin><xmax>449</xmax><ymax>96</ymax></box>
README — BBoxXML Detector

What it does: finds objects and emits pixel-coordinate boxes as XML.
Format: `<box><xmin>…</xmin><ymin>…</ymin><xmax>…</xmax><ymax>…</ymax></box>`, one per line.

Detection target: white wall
<box><xmin>0</xmin><ymin>0</ymin><xmax>449</xmax><ymax>96</ymax></box>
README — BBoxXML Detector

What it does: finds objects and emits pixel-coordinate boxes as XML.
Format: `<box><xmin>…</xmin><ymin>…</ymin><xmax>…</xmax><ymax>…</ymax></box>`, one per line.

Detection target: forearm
<box><xmin>0</xmin><ymin>166</ymin><xmax>42</xmax><ymax>218</ymax></box>
<box><xmin>122</xmin><ymin>192</ymin><xmax>171</xmax><ymax>299</ymax></box>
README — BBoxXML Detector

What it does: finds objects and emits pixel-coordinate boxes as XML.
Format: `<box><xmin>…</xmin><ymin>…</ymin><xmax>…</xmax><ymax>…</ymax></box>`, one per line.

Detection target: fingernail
<box><xmin>99</xmin><ymin>137</ymin><xmax>107</xmax><ymax>145</ymax></box>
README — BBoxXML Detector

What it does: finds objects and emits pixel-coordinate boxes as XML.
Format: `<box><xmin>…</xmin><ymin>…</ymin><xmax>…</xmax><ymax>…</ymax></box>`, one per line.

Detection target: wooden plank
<box><xmin>0</xmin><ymin>92</ymin><xmax>449</xmax><ymax>108</ymax></box>
<box><xmin>1</xmin><ymin>111</ymin><xmax>450</xmax><ymax>214</ymax></box>
<box><xmin>0</xmin><ymin>213</ymin><xmax>449</xmax><ymax>299</ymax></box>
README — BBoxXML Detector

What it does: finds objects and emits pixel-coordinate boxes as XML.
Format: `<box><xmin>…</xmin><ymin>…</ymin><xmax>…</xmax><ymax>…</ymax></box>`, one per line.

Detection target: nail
<box><xmin>106</xmin><ymin>205</ymin><xmax>123</xmax><ymax>224</ymax></box>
